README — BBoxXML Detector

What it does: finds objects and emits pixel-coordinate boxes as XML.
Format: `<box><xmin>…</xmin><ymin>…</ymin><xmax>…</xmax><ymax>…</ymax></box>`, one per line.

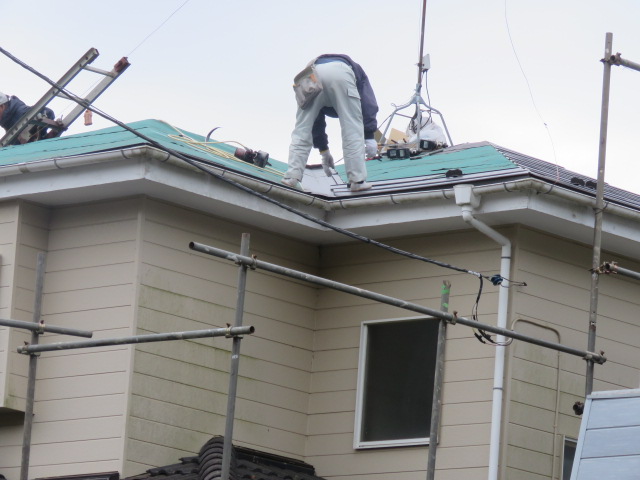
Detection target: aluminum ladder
<box><xmin>0</xmin><ymin>47</ymin><xmax>130</xmax><ymax>147</ymax></box>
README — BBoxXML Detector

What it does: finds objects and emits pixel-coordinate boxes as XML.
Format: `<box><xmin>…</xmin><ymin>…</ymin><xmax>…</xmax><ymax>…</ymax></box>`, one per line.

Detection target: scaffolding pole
<box><xmin>601</xmin><ymin>262</ymin><xmax>640</xmax><ymax>282</ymax></box>
<box><xmin>585</xmin><ymin>34</ymin><xmax>640</xmax><ymax>395</ymax></box>
<box><xmin>17</xmin><ymin>326</ymin><xmax>254</xmax><ymax>354</ymax></box>
<box><xmin>426</xmin><ymin>281</ymin><xmax>450</xmax><ymax>480</ymax></box>
<box><xmin>6</xmin><ymin>253</ymin><xmax>93</xmax><ymax>480</ymax></box>
<box><xmin>586</xmin><ymin>32</ymin><xmax>613</xmax><ymax>396</ymax></box>
<box><xmin>221</xmin><ymin>233</ymin><xmax>251</xmax><ymax>480</ymax></box>
<box><xmin>0</xmin><ymin>318</ymin><xmax>93</xmax><ymax>338</ymax></box>
<box><xmin>609</xmin><ymin>52</ymin><xmax>640</xmax><ymax>72</ymax></box>
<box><xmin>20</xmin><ymin>253</ymin><xmax>46</xmax><ymax>480</ymax></box>
<box><xmin>189</xmin><ymin>242</ymin><xmax>606</xmax><ymax>364</ymax></box>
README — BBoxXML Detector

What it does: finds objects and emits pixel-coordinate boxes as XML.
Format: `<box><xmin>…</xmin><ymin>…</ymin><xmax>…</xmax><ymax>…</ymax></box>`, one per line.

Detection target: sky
<box><xmin>2</xmin><ymin>0</ymin><xmax>639</xmax><ymax>192</ymax></box>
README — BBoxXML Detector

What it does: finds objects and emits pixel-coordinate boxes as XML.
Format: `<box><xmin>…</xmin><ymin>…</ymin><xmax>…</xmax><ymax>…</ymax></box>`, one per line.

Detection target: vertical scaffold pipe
<box><xmin>586</xmin><ymin>32</ymin><xmax>613</xmax><ymax>396</ymax></box>
<box><xmin>426</xmin><ymin>281</ymin><xmax>451</xmax><ymax>480</ymax></box>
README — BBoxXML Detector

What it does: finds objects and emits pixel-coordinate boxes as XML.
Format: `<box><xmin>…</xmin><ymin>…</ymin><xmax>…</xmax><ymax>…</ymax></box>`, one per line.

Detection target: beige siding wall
<box><xmin>124</xmin><ymin>199</ymin><xmax>320</xmax><ymax>475</ymax></box>
<box><xmin>0</xmin><ymin>201</ymin><xmax>20</xmax><ymax>411</ymax></box>
<box><xmin>0</xmin><ymin>201</ymin><xmax>50</xmax><ymax>412</ymax></box>
<box><xmin>307</xmin><ymin>229</ymin><xmax>508</xmax><ymax>480</ymax></box>
<box><xmin>0</xmin><ymin>199</ymin><xmax>140</xmax><ymax>480</ymax></box>
<box><xmin>505</xmin><ymin>226</ymin><xmax>640</xmax><ymax>479</ymax></box>
<box><xmin>1</xmin><ymin>194</ymin><xmax>638</xmax><ymax>480</ymax></box>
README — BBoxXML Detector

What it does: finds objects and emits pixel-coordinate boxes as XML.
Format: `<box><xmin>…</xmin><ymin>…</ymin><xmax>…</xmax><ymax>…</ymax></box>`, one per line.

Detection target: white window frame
<box><xmin>353</xmin><ymin>315</ymin><xmax>434</xmax><ymax>449</ymax></box>
<box><xmin>562</xmin><ymin>436</ymin><xmax>578</xmax><ymax>480</ymax></box>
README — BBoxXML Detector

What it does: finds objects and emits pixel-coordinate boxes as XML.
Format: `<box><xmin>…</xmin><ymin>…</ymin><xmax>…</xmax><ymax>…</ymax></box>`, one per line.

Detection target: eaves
<box><xmin>1</xmin><ymin>145</ymin><xmax>639</xmax><ymax>258</ymax></box>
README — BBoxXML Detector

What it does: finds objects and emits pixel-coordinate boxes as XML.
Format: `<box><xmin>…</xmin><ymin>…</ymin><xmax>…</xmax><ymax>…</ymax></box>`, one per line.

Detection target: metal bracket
<box><xmin>598</xmin><ymin>261</ymin><xmax>617</xmax><ymax>274</ymax></box>
<box><xmin>225</xmin><ymin>324</ymin><xmax>244</xmax><ymax>339</ymax></box>
<box><xmin>583</xmin><ymin>351</ymin><xmax>607</xmax><ymax>365</ymax></box>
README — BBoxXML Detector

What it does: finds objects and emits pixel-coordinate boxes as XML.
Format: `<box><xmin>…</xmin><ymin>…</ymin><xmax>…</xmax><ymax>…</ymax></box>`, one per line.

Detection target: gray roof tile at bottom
<box><xmin>125</xmin><ymin>437</ymin><xmax>326</xmax><ymax>480</ymax></box>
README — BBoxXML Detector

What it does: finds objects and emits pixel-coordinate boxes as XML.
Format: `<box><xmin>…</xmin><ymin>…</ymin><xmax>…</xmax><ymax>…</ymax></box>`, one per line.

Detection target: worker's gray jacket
<box><xmin>311</xmin><ymin>54</ymin><xmax>379</xmax><ymax>152</ymax></box>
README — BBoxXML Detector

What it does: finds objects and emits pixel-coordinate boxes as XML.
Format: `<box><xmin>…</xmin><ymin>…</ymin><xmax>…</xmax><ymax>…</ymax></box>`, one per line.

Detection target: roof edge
<box><xmin>3</xmin><ymin>145</ymin><xmax>640</xmax><ymax>228</ymax></box>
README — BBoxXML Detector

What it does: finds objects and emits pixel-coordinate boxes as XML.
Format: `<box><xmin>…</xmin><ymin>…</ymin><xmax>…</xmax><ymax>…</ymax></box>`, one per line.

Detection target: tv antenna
<box><xmin>378</xmin><ymin>0</ymin><xmax>453</xmax><ymax>147</ymax></box>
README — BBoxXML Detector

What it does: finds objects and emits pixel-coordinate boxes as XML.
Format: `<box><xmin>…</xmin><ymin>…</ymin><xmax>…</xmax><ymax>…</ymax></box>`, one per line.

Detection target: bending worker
<box><xmin>0</xmin><ymin>92</ymin><xmax>55</xmax><ymax>143</ymax></box>
<box><xmin>282</xmin><ymin>54</ymin><xmax>379</xmax><ymax>193</ymax></box>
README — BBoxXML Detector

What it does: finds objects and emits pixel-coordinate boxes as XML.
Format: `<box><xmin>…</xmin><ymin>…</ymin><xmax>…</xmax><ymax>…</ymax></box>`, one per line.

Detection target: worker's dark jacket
<box><xmin>311</xmin><ymin>54</ymin><xmax>379</xmax><ymax>152</ymax></box>
<box><xmin>0</xmin><ymin>96</ymin><xmax>54</xmax><ymax>139</ymax></box>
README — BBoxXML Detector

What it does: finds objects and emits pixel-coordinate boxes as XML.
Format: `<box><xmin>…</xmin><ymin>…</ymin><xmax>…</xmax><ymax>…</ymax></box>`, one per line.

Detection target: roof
<box><xmin>570</xmin><ymin>388</ymin><xmax>640</xmax><ymax>480</ymax></box>
<box><xmin>125</xmin><ymin>436</ymin><xmax>325</xmax><ymax>480</ymax></box>
<box><xmin>2</xmin><ymin>118</ymin><xmax>639</xmax><ymax>210</ymax></box>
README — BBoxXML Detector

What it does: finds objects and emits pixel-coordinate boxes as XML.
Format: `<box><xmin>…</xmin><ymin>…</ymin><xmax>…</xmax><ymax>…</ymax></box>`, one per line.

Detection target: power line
<box><xmin>127</xmin><ymin>0</ymin><xmax>193</xmax><ymax>57</ymax></box>
<box><xmin>503</xmin><ymin>0</ymin><xmax>559</xmax><ymax>180</ymax></box>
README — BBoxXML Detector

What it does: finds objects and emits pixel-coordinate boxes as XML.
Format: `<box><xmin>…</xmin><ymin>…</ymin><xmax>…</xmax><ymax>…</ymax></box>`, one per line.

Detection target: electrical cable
<box><xmin>55</xmin><ymin>1</ymin><xmax>193</xmax><ymax>121</ymax></box>
<box><xmin>470</xmin><ymin>275</ymin><xmax>513</xmax><ymax>347</ymax></box>
<box><xmin>1</xmin><ymin>46</ymin><xmax>524</xmax><ymax>346</ymax></box>
<box><xmin>127</xmin><ymin>0</ymin><xmax>193</xmax><ymax>57</ymax></box>
<box><xmin>166</xmin><ymin>127</ymin><xmax>283</xmax><ymax>177</ymax></box>
<box><xmin>504</xmin><ymin>0</ymin><xmax>560</xmax><ymax>183</ymax></box>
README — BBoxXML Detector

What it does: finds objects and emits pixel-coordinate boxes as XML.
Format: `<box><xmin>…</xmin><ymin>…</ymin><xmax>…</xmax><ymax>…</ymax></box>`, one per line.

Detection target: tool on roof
<box><xmin>0</xmin><ymin>47</ymin><xmax>130</xmax><ymax>147</ymax></box>
<box><xmin>234</xmin><ymin>147</ymin><xmax>270</xmax><ymax>168</ymax></box>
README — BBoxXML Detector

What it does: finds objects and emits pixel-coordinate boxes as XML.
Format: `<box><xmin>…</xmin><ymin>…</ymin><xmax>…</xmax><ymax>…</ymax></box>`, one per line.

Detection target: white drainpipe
<box><xmin>454</xmin><ymin>184</ymin><xmax>511</xmax><ymax>480</ymax></box>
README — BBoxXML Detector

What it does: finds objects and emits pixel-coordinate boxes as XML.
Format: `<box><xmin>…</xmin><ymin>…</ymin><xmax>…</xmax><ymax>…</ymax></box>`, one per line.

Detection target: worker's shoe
<box><xmin>281</xmin><ymin>177</ymin><xmax>303</xmax><ymax>190</ymax></box>
<box><xmin>350</xmin><ymin>180</ymin><xmax>372</xmax><ymax>192</ymax></box>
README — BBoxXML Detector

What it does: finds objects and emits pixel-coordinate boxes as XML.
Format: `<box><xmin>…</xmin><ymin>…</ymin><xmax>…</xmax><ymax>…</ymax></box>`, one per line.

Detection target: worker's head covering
<box><xmin>0</xmin><ymin>92</ymin><xmax>9</xmax><ymax>106</ymax></box>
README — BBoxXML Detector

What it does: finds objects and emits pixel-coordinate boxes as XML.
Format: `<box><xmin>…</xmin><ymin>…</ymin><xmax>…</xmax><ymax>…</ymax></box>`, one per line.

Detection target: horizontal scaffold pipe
<box><xmin>602</xmin><ymin>262</ymin><xmax>640</xmax><ymax>282</ymax></box>
<box><xmin>189</xmin><ymin>241</ymin><xmax>606</xmax><ymax>365</ymax></box>
<box><xmin>1</xmin><ymin>318</ymin><xmax>93</xmax><ymax>338</ymax></box>
<box><xmin>17</xmin><ymin>325</ymin><xmax>254</xmax><ymax>354</ymax></box>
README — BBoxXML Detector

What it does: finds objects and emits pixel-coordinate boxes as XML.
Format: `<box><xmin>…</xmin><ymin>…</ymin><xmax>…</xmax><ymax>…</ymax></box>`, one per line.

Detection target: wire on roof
<box><xmin>503</xmin><ymin>0</ymin><xmax>560</xmax><ymax>183</ymax></box>
<box><xmin>166</xmin><ymin>127</ymin><xmax>284</xmax><ymax>177</ymax></box>
<box><xmin>1</xmin><ymin>46</ymin><xmax>517</xmax><ymax>343</ymax></box>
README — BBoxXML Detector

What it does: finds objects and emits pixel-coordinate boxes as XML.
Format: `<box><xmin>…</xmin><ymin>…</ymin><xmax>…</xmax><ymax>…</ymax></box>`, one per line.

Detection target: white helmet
<box><xmin>0</xmin><ymin>92</ymin><xmax>9</xmax><ymax>106</ymax></box>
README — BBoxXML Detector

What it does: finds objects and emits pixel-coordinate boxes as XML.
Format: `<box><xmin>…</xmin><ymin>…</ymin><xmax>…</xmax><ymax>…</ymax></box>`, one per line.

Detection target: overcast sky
<box><xmin>2</xmin><ymin>0</ymin><xmax>639</xmax><ymax>192</ymax></box>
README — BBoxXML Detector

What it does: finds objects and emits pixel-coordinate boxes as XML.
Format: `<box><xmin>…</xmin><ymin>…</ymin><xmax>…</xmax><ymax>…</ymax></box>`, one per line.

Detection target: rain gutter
<box><xmin>454</xmin><ymin>184</ymin><xmax>510</xmax><ymax>480</ymax></box>
<box><xmin>2</xmin><ymin>146</ymin><xmax>640</xmax><ymax>225</ymax></box>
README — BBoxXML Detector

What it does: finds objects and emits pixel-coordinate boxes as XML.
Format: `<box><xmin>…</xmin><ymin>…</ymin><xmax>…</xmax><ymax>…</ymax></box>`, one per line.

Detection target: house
<box><xmin>1</xmin><ymin>119</ymin><xmax>640</xmax><ymax>480</ymax></box>
<box><xmin>568</xmin><ymin>388</ymin><xmax>640</xmax><ymax>479</ymax></box>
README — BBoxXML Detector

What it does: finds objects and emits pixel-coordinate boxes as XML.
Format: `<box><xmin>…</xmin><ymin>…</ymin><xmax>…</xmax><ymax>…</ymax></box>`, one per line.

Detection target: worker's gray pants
<box><xmin>285</xmin><ymin>61</ymin><xmax>367</xmax><ymax>184</ymax></box>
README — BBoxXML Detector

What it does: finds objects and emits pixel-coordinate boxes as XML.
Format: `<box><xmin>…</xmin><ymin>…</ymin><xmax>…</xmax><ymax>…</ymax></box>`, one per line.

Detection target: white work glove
<box><xmin>320</xmin><ymin>149</ymin><xmax>335</xmax><ymax>176</ymax></box>
<box><xmin>365</xmin><ymin>139</ymin><xmax>378</xmax><ymax>158</ymax></box>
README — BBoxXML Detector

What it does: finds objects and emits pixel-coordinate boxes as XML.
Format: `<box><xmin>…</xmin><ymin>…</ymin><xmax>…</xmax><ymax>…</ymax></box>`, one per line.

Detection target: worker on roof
<box><xmin>282</xmin><ymin>54</ymin><xmax>379</xmax><ymax>193</ymax></box>
<box><xmin>0</xmin><ymin>92</ymin><xmax>55</xmax><ymax>144</ymax></box>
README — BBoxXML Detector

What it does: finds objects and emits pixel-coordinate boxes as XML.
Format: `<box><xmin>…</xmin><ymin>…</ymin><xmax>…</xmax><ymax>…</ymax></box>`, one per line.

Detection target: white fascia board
<box><xmin>3</xmin><ymin>148</ymin><xmax>640</xmax><ymax>254</ymax></box>
<box><xmin>0</xmin><ymin>151</ymin><xmax>334</xmax><ymax>240</ymax></box>
<box><xmin>328</xmin><ymin>186</ymin><xmax>640</xmax><ymax>257</ymax></box>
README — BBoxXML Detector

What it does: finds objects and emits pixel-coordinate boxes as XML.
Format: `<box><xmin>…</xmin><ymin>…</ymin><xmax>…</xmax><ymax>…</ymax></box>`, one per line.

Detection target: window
<box><xmin>354</xmin><ymin>317</ymin><xmax>440</xmax><ymax>449</ymax></box>
<box><xmin>562</xmin><ymin>437</ymin><xmax>577</xmax><ymax>479</ymax></box>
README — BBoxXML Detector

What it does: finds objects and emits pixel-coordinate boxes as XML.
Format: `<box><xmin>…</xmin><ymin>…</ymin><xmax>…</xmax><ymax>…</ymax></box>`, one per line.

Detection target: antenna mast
<box><xmin>417</xmin><ymin>0</ymin><xmax>427</xmax><ymax>85</ymax></box>
<box><xmin>377</xmin><ymin>0</ymin><xmax>453</xmax><ymax>148</ymax></box>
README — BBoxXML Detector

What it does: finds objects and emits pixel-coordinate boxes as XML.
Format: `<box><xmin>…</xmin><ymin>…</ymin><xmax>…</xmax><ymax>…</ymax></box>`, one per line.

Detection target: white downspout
<box><xmin>453</xmin><ymin>184</ymin><xmax>510</xmax><ymax>480</ymax></box>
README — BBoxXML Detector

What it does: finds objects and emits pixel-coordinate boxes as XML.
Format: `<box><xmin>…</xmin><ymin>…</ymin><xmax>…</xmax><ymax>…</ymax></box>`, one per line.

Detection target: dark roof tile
<box><xmin>124</xmin><ymin>437</ymin><xmax>325</xmax><ymax>480</ymax></box>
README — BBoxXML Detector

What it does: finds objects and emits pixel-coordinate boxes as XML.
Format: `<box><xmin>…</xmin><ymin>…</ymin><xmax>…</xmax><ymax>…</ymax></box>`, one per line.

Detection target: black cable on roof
<box><xmin>0</xmin><ymin>46</ymin><xmax>495</xmax><ymax>283</ymax></box>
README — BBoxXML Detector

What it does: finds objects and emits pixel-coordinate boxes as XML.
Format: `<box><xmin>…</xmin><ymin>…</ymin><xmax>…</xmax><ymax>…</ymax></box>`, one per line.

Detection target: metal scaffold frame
<box><xmin>9</xmin><ymin>252</ymin><xmax>254</xmax><ymax>480</ymax></box>
<box><xmin>190</xmin><ymin>237</ymin><xmax>607</xmax><ymax>480</ymax></box>
<box><xmin>7</xmin><ymin>230</ymin><xmax>615</xmax><ymax>480</ymax></box>
<box><xmin>585</xmin><ymin>32</ymin><xmax>640</xmax><ymax>396</ymax></box>
<box><xmin>189</xmin><ymin>241</ymin><xmax>606</xmax><ymax>364</ymax></box>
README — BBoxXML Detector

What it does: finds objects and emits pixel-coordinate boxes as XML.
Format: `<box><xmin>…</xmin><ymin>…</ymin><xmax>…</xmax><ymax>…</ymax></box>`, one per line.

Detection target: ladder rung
<box><xmin>83</xmin><ymin>65</ymin><xmax>116</xmax><ymax>77</ymax></box>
